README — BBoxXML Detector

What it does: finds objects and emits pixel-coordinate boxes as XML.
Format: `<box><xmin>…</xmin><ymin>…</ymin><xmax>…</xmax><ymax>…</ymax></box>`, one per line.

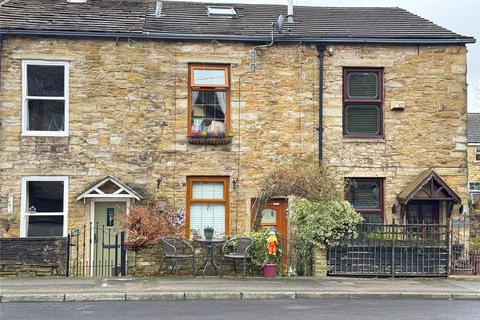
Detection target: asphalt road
<box><xmin>1</xmin><ymin>299</ymin><xmax>479</xmax><ymax>320</ymax></box>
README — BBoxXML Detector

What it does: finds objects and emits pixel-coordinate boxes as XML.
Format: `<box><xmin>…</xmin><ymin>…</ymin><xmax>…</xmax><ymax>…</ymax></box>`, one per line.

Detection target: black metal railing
<box><xmin>327</xmin><ymin>222</ymin><xmax>449</xmax><ymax>277</ymax></box>
<box><xmin>66</xmin><ymin>223</ymin><xmax>126</xmax><ymax>277</ymax></box>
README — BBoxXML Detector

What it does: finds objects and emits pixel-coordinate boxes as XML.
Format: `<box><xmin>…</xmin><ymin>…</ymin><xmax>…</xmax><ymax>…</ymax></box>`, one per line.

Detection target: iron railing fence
<box><xmin>66</xmin><ymin>223</ymin><xmax>126</xmax><ymax>277</ymax></box>
<box><xmin>327</xmin><ymin>223</ymin><xmax>449</xmax><ymax>277</ymax></box>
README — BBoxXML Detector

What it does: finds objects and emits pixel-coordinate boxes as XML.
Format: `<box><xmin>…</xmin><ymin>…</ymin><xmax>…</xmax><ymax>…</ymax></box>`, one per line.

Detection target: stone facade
<box><xmin>322</xmin><ymin>44</ymin><xmax>468</xmax><ymax>223</ymax></box>
<box><xmin>0</xmin><ymin>36</ymin><xmax>469</xmax><ymax>271</ymax></box>
<box><xmin>467</xmin><ymin>145</ymin><xmax>480</xmax><ymax>214</ymax></box>
<box><xmin>468</xmin><ymin>146</ymin><xmax>480</xmax><ymax>182</ymax></box>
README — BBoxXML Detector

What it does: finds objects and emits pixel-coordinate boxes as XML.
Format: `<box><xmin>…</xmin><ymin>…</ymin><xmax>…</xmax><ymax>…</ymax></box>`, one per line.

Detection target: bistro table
<box><xmin>194</xmin><ymin>238</ymin><xmax>226</xmax><ymax>277</ymax></box>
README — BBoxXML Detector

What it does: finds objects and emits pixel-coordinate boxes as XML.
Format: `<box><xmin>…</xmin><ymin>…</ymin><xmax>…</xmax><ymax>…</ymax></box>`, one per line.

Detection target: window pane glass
<box><xmin>28</xmin><ymin>100</ymin><xmax>65</xmax><ymax>131</ymax></box>
<box><xmin>189</xmin><ymin>203</ymin><xmax>225</xmax><ymax>237</ymax></box>
<box><xmin>476</xmin><ymin>146</ymin><xmax>480</xmax><ymax>161</ymax></box>
<box><xmin>407</xmin><ymin>205</ymin><xmax>419</xmax><ymax>224</ymax></box>
<box><xmin>207</xmin><ymin>7</ymin><xmax>236</xmax><ymax>16</ymax></box>
<box><xmin>345</xmin><ymin>105</ymin><xmax>380</xmax><ymax>136</ymax></box>
<box><xmin>360</xmin><ymin>213</ymin><xmax>382</xmax><ymax>223</ymax></box>
<box><xmin>27</xmin><ymin>65</ymin><xmax>65</xmax><ymax>97</ymax></box>
<box><xmin>260</xmin><ymin>208</ymin><xmax>277</xmax><ymax>224</ymax></box>
<box><xmin>348</xmin><ymin>180</ymin><xmax>380</xmax><ymax>210</ymax></box>
<box><xmin>347</xmin><ymin>72</ymin><xmax>378</xmax><ymax>99</ymax></box>
<box><xmin>469</xmin><ymin>182</ymin><xmax>480</xmax><ymax>191</ymax></box>
<box><xmin>191</xmin><ymin>91</ymin><xmax>226</xmax><ymax>134</ymax></box>
<box><xmin>27</xmin><ymin>181</ymin><xmax>64</xmax><ymax>213</ymax></box>
<box><xmin>27</xmin><ymin>215</ymin><xmax>63</xmax><ymax>237</ymax></box>
<box><xmin>193</xmin><ymin>69</ymin><xmax>226</xmax><ymax>85</ymax></box>
<box><xmin>192</xmin><ymin>182</ymin><xmax>224</xmax><ymax>199</ymax></box>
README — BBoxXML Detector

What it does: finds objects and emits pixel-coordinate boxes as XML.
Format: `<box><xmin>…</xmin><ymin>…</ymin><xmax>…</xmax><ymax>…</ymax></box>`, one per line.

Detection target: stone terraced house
<box><xmin>0</xmin><ymin>0</ymin><xmax>476</xmax><ymax>274</ymax></box>
<box><xmin>468</xmin><ymin>113</ymin><xmax>480</xmax><ymax>214</ymax></box>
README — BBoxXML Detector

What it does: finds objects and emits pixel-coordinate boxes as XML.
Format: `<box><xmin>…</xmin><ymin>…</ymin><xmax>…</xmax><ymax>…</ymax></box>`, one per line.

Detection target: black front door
<box><xmin>406</xmin><ymin>201</ymin><xmax>439</xmax><ymax>224</ymax></box>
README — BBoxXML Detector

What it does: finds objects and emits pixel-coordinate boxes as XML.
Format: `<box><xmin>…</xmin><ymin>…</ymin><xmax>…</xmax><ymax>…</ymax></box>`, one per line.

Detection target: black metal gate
<box><xmin>66</xmin><ymin>223</ymin><xmax>126</xmax><ymax>277</ymax></box>
<box><xmin>327</xmin><ymin>223</ymin><xmax>449</xmax><ymax>277</ymax></box>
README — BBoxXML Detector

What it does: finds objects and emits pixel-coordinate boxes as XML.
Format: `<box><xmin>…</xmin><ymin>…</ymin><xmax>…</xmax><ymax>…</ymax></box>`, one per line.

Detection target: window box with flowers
<box><xmin>187</xmin><ymin>127</ymin><xmax>234</xmax><ymax>145</ymax></box>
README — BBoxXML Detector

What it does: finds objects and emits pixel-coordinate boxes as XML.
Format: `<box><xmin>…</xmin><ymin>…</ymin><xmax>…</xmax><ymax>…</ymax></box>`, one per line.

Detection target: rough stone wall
<box><xmin>322</xmin><ymin>44</ymin><xmax>469</xmax><ymax>223</ymax></box>
<box><xmin>0</xmin><ymin>37</ymin><xmax>468</xmax><ymax>243</ymax></box>
<box><xmin>467</xmin><ymin>145</ymin><xmax>480</xmax><ymax>214</ymax></box>
<box><xmin>468</xmin><ymin>146</ymin><xmax>480</xmax><ymax>181</ymax></box>
<box><xmin>0</xmin><ymin>237</ymin><xmax>68</xmax><ymax>276</ymax></box>
<box><xmin>0</xmin><ymin>36</ymin><xmax>318</xmax><ymax>239</ymax></box>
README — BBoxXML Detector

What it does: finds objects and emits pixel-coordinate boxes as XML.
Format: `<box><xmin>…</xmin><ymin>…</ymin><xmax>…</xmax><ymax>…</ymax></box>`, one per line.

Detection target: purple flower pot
<box><xmin>263</xmin><ymin>263</ymin><xmax>276</xmax><ymax>278</ymax></box>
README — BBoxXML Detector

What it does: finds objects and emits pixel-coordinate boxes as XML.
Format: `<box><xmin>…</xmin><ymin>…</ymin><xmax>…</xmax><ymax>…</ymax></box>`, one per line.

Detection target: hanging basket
<box><xmin>187</xmin><ymin>136</ymin><xmax>232</xmax><ymax>145</ymax></box>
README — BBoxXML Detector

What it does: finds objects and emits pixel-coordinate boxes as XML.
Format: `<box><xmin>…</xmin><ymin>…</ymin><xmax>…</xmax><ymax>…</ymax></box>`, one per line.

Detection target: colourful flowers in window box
<box><xmin>187</xmin><ymin>125</ymin><xmax>233</xmax><ymax>145</ymax></box>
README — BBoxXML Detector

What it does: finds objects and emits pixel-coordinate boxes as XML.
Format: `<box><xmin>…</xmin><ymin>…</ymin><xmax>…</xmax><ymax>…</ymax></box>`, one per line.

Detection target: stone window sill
<box><xmin>343</xmin><ymin>138</ymin><xmax>386</xmax><ymax>144</ymax></box>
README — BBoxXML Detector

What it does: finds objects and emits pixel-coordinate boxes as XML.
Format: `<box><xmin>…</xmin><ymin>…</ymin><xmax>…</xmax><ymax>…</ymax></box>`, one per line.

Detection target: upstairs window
<box><xmin>476</xmin><ymin>146</ymin><xmax>480</xmax><ymax>161</ymax></box>
<box><xmin>343</xmin><ymin>68</ymin><xmax>383</xmax><ymax>138</ymax></box>
<box><xmin>22</xmin><ymin>60</ymin><xmax>69</xmax><ymax>136</ymax></box>
<box><xmin>346</xmin><ymin>178</ymin><xmax>384</xmax><ymax>223</ymax></box>
<box><xmin>188</xmin><ymin>64</ymin><xmax>230</xmax><ymax>137</ymax></box>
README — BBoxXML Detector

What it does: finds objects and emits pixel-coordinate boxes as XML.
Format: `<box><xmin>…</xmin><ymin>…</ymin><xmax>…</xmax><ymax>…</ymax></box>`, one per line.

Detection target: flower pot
<box><xmin>263</xmin><ymin>263</ymin><xmax>276</xmax><ymax>278</ymax></box>
<box><xmin>204</xmin><ymin>228</ymin><xmax>214</xmax><ymax>240</ymax></box>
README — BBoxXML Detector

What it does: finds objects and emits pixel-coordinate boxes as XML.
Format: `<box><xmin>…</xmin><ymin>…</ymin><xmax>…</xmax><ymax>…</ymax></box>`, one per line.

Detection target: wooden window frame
<box><xmin>475</xmin><ymin>146</ymin><xmax>480</xmax><ymax>162</ymax></box>
<box><xmin>185</xmin><ymin>176</ymin><xmax>230</xmax><ymax>238</ymax></box>
<box><xmin>345</xmin><ymin>178</ymin><xmax>384</xmax><ymax>223</ymax></box>
<box><xmin>342</xmin><ymin>67</ymin><xmax>384</xmax><ymax>138</ymax></box>
<box><xmin>188</xmin><ymin>64</ymin><xmax>231</xmax><ymax>136</ymax></box>
<box><xmin>22</xmin><ymin>60</ymin><xmax>70</xmax><ymax>137</ymax></box>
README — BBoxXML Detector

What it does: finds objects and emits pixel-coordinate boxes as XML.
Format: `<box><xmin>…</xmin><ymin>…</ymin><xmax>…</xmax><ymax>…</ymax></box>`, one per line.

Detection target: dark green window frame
<box><xmin>343</xmin><ymin>68</ymin><xmax>384</xmax><ymax>138</ymax></box>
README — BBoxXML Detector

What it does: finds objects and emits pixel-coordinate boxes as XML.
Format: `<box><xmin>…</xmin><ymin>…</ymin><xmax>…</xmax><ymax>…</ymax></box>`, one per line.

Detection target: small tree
<box><xmin>122</xmin><ymin>205</ymin><xmax>174</xmax><ymax>252</ymax></box>
<box><xmin>121</xmin><ymin>204</ymin><xmax>182</xmax><ymax>273</ymax></box>
<box><xmin>252</xmin><ymin>155</ymin><xmax>341</xmax><ymax>229</ymax></box>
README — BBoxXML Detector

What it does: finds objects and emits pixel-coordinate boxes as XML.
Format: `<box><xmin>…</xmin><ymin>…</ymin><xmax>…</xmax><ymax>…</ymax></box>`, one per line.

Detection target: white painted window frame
<box><xmin>22</xmin><ymin>60</ymin><xmax>70</xmax><ymax>137</ymax></box>
<box><xmin>20</xmin><ymin>176</ymin><xmax>69</xmax><ymax>237</ymax></box>
<box><xmin>468</xmin><ymin>181</ymin><xmax>480</xmax><ymax>193</ymax></box>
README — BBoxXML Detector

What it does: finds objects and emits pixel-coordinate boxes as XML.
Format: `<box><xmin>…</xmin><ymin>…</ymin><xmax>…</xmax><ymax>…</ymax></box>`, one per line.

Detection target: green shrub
<box><xmin>292</xmin><ymin>199</ymin><xmax>363</xmax><ymax>247</ymax></box>
<box><xmin>229</xmin><ymin>228</ymin><xmax>282</xmax><ymax>269</ymax></box>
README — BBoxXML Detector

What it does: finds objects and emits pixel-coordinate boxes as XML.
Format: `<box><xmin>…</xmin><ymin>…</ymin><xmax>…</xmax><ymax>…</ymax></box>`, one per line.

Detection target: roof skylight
<box><xmin>207</xmin><ymin>6</ymin><xmax>237</xmax><ymax>17</ymax></box>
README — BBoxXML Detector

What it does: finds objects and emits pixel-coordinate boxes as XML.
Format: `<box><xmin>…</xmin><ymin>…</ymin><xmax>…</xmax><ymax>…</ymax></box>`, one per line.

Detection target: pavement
<box><xmin>0</xmin><ymin>276</ymin><xmax>479</xmax><ymax>303</ymax></box>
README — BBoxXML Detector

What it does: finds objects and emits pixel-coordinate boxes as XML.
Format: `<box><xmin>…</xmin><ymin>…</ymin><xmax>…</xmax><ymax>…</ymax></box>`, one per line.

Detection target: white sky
<box><xmin>173</xmin><ymin>0</ymin><xmax>480</xmax><ymax>112</ymax></box>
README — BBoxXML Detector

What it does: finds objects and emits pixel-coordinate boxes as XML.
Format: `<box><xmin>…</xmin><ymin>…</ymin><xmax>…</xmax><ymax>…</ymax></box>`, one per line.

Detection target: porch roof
<box><xmin>76</xmin><ymin>176</ymin><xmax>142</xmax><ymax>201</ymax></box>
<box><xmin>397</xmin><ymin>169</ymin><xmax>461</xmax><ymax>204</ymax></box>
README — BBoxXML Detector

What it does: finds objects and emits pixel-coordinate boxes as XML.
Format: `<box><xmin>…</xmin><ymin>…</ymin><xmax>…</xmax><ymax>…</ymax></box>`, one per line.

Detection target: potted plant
<box><xmin>204</xmin><ymin>226</ymin><xmax>214</xmax><ymax>240</ymax></box>
<box><xmin>263</xmin><ymin>229</ymin><xmax>279</xmax><ymax>277</ymax></box>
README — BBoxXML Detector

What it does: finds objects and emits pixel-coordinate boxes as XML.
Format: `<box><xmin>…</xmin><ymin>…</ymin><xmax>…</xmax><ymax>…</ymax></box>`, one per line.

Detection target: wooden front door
<box><xmin>252</xmin><ymin>199</ymin><xmax>288</xmax><ymax>264</ymax></box>
<box><xmin>406</xmin><ymin>201</ymin><xmax>439</xmax><ymax>224</ymax></box>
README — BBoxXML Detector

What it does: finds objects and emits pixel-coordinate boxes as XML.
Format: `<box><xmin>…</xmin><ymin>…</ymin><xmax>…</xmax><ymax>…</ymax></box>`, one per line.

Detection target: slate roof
<box><xmin>0</xmin><ymin>0</ymin><xmax>475</xmax><ymax>44</ymax></box>
<box><xmin>468</xmin><ymin>113</ymin><xmax>480</xmax><ymax>144</ymax></box>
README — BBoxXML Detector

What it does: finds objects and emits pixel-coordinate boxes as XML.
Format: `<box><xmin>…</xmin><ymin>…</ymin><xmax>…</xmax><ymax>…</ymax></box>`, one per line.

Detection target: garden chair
<box><xmin>219</xmin><ymin>237</ymin><xmax>253</xmax><ymax>278</ymax></box>
<box><xmin>157</xmin><ymin>236</ymin><xmax>195</xmax><ymax>277</ymax></box>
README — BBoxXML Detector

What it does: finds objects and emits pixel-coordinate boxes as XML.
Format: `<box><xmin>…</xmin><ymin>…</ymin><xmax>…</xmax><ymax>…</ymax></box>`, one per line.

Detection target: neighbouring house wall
<box><xmin>0</xmin><ymin>237</ymin><xmax>68</xmax><ymax>276</ymax></box>
<box><xmin>0</xmin><ymin>37</ymin><xmax>468</xmax><ymax>243</ymax></box>
<box><xmin>322</xmin><ymin>44</ymin><xmax>469</xmax><ymax>223</ymax></box>
<box><xmin>467</xmin><ymin>145</ymin><xmax>480</xmax><ymax>214</ymax></box>
<box><xmin>468</xmin><ymin>145</ymin><xmax>480</xmax><ymax>181</ymax></box>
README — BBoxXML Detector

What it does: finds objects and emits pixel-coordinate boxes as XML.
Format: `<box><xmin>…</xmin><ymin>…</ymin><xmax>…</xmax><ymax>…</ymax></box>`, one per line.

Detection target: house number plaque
<box><xmin>106</xmin><ymin>208</ymin><xmax>115</xmax><ymax>227</ymax></box>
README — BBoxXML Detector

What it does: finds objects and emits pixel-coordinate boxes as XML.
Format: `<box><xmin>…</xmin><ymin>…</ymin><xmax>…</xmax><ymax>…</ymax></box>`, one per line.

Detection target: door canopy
<box><xmin>76</xmin><ymin>176</ymin><xmax>142</xmax><ymax>201</ymax></box>
<box><xmin>397</xmin><ymin>169</ymin><xmax>461</xmax><ymax>205</ymax></box>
